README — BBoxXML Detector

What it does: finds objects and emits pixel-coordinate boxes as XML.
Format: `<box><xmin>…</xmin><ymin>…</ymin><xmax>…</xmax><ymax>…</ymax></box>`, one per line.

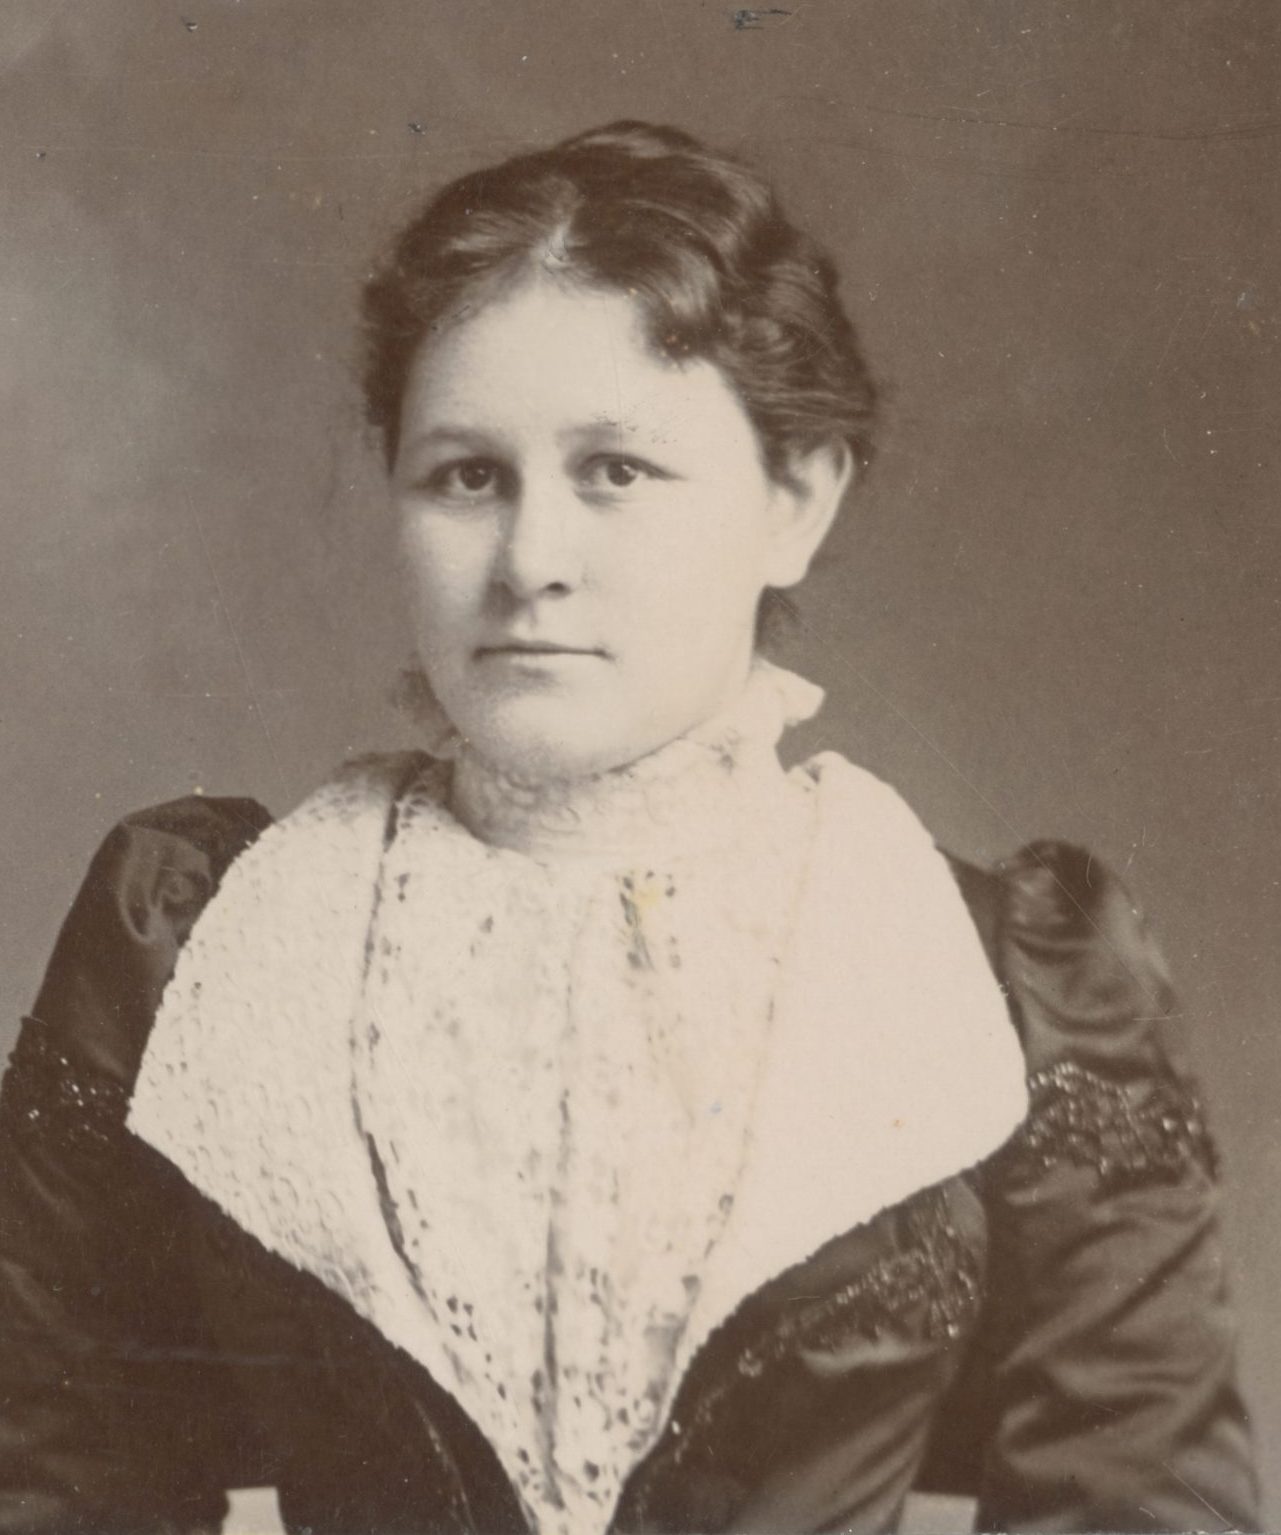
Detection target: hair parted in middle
<box><xmin>361</xmin><ymin>120</ymin><xmax>878</xmax><ymax>482</ymax></box>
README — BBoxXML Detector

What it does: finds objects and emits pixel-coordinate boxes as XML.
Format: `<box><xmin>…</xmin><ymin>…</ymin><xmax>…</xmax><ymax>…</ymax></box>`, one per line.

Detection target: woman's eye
<box><xmin>426</xmin><ymin>459</ymin><xmax>502</xmax><ymax>500</ymax></box>
<box><xmin>455</xmin><ymin>462</ymin><xmax>495</xmax><ymax>491</ymax></box>
<box><xmin>583</xmin><ymin>456</ymin><xmax>657</xmax><ymax>492</ymax></box>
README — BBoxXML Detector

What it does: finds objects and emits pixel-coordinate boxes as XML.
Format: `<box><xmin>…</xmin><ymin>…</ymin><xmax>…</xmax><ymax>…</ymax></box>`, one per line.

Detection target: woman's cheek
<box><xmin>633</xmin><ymin>518</ymin><xmax>762</xmax><ymax>639</ymax></box>
<box><xmin>403</xmin><ymin>515</ymin><xmax>492</xmax><ymax>623</ymax></box>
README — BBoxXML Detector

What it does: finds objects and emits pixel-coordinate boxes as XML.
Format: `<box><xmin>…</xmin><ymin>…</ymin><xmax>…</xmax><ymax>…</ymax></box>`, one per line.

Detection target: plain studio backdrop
<box><xmin>2</xmin><ymin>1</ymin><xmax>1278</xmax><ymax>1525</ymax></box>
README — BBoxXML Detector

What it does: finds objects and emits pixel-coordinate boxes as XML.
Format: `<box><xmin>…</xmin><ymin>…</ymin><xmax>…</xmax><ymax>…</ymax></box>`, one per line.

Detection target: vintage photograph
<box><xmin>1</xmin><ymin>3</ymin><xmax>1276</xmax><ymax>1531</ymax></box>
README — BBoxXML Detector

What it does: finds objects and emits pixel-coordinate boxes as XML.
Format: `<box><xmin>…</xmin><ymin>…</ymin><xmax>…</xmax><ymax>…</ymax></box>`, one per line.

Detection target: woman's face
<box><xmin>391</xmin><ymin>275</ymin><xmax>845</xmax><ymax>781</ymax></box>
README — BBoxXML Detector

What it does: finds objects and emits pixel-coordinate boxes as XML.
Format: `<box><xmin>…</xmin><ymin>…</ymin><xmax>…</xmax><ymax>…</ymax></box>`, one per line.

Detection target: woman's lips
<box><xmin>475</xmin><ymin>645</ymin><xmax>607</xmax><ymax>682</ymax></box>
<box><xmin>476</xmin><ymin>642</ymin><xmax>604</xmax><ymax>658</ymax></box>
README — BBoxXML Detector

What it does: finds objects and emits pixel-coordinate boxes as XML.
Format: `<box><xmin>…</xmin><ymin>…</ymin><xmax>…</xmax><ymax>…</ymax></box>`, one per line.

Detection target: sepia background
<box><xmin>2</xmin><ymin>0</ymin><xmax>1278</xmax><ymax>1523</ymax></box>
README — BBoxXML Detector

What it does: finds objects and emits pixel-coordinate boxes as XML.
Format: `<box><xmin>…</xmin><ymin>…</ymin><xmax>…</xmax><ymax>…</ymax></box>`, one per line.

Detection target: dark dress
<box><xmin>0</xmin><ymin>795</ymin><xmax>1259</xmax><ymax>1534</ymax></box>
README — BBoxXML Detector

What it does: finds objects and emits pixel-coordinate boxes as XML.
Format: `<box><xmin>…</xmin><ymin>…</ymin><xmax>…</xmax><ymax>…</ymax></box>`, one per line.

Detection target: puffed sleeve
<box><xmin>969</xmin><ymin>842</ymin><xmax>1258</xmax><ymax>1534</ymax></box>
<box><xmin>0</xmin><ymin>796</ymin><xmax>273</xmax><ymax>1534</ymax></box>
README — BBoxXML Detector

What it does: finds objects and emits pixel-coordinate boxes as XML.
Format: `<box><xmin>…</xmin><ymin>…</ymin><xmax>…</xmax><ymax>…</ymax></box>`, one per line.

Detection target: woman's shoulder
<box><xmin>70</xmin><ymin>750</ymin><xmax>433</xmax><ymax>953</ymax></box>
<box><xmin>114</xmin><ymin>791</ymin><xmax>276</xmax><ymax>903</ymax></box>
<box><xmin>801</xmin><ymin>754</ymin><xmax>1186</xmax><ymax>1073</ymax></box>
<box><xmin>800</xmin><ymin>748</ymin><xmax>1217</xmax><ymax>1213</ymax></box>
<box><xmin>944</xmin><ymin>838</ymin><xmax>1216</xmax><ymax>1196</ymax></box>
<box><xmin>14</xmin><ymin>755</ymin><xmax>427</xmax><ymax>1095</ymax></box>
<box><xmin>947</xmin><ymin>840</ymin><xmax>1185</xmax><ymax>1059</ymax></box>
<box><xmin>10</xmin><ymin>795</ymin><xmax>274</xmax><ymax>1107</ymax></box>
<box><xmin>944</xmin><ymin>838</ymin><xmax>1176</xmax><ymax>1014</ymax></box>
<box><xmin>61</xmin><ymin>791</ymin><xmax>275</xmax><ymax>973</ymax></box>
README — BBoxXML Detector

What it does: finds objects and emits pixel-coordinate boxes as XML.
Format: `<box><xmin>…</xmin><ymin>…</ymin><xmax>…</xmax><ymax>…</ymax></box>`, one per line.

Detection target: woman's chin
<box><xmin>454</xmin><ymin>700</ymin><xmax>663</xmax><ymax>784</ymax></box>
<box><xmin>468</xmin><ymin>732</ymin><xmax>641</xmax><ymax>784</ymax></box>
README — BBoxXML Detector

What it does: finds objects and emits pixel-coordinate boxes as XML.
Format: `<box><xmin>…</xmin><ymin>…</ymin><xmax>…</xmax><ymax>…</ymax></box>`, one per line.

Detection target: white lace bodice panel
<box><xmin>354</xmin><ymin>751</ymin><xmax>813</xmax><ymax>1535</ymax></box>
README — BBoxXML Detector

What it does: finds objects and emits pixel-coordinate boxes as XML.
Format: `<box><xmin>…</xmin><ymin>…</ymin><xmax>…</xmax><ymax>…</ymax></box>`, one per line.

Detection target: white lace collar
<box><xmin>127</xmin><ymin>668</ymin><xmax>1027</xmax><ymax>1534</ymax></box>
<box><xmin>442</xmin><ymin>656</ymin><xmax>824</xmax><ymax>860</ymax></box>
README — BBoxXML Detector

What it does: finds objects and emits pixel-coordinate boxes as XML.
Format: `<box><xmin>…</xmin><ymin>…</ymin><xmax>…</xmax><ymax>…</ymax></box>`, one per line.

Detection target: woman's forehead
<box><xmin>397</xmin><ymin>276</ymin><xmax>749</xmax><ymax>449</ymax></box>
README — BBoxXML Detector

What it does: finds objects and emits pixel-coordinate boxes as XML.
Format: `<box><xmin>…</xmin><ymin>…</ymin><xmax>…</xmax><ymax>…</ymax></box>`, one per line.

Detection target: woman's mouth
<box><xmin>476</xmin><ymin>641</ymin><xmax>605</xmax><ymax>658</ymax></box>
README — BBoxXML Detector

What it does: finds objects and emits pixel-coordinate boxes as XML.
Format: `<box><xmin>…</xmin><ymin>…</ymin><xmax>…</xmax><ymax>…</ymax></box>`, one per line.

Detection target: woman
<box><xmin>0</xmin><ymin>122</ymin><xmax>1258</xmax><ymax>1534</ymax></box>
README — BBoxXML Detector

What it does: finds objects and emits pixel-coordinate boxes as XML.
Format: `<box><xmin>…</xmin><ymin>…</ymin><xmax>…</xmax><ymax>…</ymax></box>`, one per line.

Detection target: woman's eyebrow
<box><xmin>399</xmin><ymin>424</ymin><xmax>501</xmax><ymax>454</ymax></box>
<box><xmin>560</xmin><ymin>417</ymin><xmax>667</xmax><ymax>447</ymax></box>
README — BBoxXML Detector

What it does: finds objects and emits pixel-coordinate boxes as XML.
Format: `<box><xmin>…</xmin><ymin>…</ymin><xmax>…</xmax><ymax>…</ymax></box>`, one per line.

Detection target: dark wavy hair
<box><xmin>361</xmin><ymin>121</ymin><xmax>878</xmax><ymax>483</ymax></box>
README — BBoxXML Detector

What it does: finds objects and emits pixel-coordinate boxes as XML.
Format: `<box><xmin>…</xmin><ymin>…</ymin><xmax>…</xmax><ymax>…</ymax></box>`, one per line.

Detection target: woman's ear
<box><xmin>762</xmin><ymin>441</ymin><xmax>854</xmax><ymax>589</ymax></box>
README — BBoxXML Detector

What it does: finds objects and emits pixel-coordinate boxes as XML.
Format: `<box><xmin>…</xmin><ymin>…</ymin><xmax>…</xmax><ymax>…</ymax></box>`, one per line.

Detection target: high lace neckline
<box><xmin>442</xmin><ymin>657</ymin><xmax>825</xmax><ymax>861</ymax></box>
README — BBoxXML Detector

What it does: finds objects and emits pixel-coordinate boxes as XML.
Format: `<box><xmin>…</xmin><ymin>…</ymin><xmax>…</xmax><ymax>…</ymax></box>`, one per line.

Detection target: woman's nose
<box><xmin>493</xmin><ymin>479</ymin><xmax>585</xmax><ymax>600</ymax></box>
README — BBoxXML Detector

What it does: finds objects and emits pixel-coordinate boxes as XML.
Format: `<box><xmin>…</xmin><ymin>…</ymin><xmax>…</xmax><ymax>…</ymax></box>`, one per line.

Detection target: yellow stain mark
<box><xmin>628</xmin><ymin>875</ymin><xmax>665</xmax><ymax>917</ymax></box>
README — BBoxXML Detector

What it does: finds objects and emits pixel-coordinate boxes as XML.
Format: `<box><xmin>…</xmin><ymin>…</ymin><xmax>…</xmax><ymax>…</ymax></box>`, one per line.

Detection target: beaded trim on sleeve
<box><xmin>992</xmin><ymin>1059</ymin><xmax>1219</xmax><ymax>1191</ymax></box>
<box><xmin>776</xmin><ymin>1187</ymin><xmax>984</xmax><ymax>1353</ymax></box>
<box><xmin>629</xmin><ymin>1184</ymin><xmax>982</xmax><ymax>1516</ymax></box>
<box><xmin>0</xmin><ymin>1024</ymin><xmax>129</xmax><ymax>1154</ymax></box>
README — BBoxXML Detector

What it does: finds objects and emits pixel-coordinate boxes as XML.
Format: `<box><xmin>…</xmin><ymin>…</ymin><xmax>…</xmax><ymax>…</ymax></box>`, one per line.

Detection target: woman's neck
<box><xmin>446</xmin><ymin>659</ymin><xmax>823</xmax><ymax>861</ymax></box>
